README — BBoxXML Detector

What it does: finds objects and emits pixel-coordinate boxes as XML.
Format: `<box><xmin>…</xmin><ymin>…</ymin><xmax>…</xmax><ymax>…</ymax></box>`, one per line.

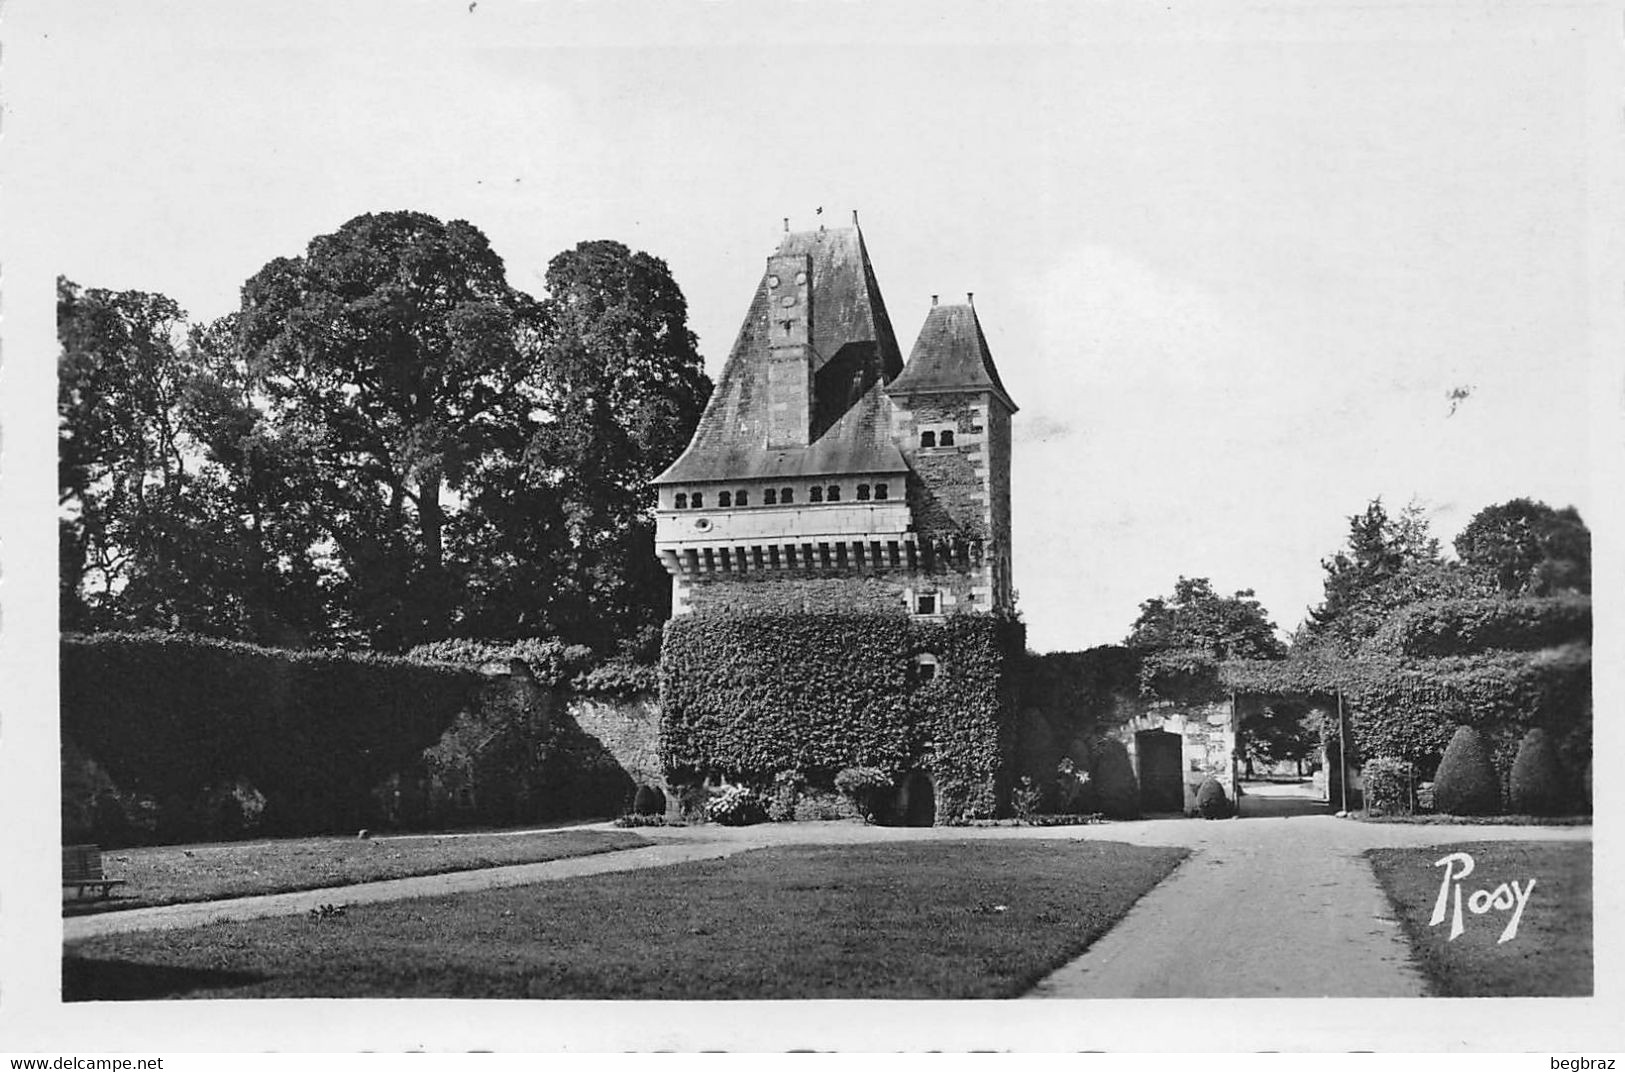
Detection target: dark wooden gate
<box><xmin>1135</xmin><ymin>730</ymin><xmax>1185</xmax><ymax>813</ymax></box>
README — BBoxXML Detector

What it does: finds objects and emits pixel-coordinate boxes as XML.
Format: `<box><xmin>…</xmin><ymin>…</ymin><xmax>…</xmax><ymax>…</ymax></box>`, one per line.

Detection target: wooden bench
<box><xmin>62</xmin><ymin>844</ymin><xmax>125</xmax><ymax>899</ymax></box>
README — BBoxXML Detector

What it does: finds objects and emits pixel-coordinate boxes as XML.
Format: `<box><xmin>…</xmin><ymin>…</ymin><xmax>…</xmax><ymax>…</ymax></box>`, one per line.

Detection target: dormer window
<box><xmin>781</xmin><ymin>487</ymin><xmax>794</xmax><ymax>504</ymax></box>
<box><xmin>736</xmin><ymin>490</ymin><xmax>749</xmax><ymax>507</ymax></box>
<box><xmin>718</xmin><ymin>491</ymin><xmax>732</xmax><ymax>508</ymax></box>
<box><xmin>810</xmin><ymin>486</ymin><xmax>823</xmax><ymax>503</ymax></box>
<box><xmin>856</xmin><ymin>484</ymin><xmax>871</xmax><ymax>501</ymax></box>
<box><xmin>920</xmin><ymin>431</ymin><xmax>936</xmax><ymax>448</ymax></box>
<box><xmin>875</xmin><ymin>483</ymin><xmax>889</xmax><ymax>501</ymax></box>
<box><xmin>826</xmin><ymin>485</ymin><xmax>841</xmax><ymax>502</ymax></box>
<box><xmin>939</xmin><ymin>431</ymin><xmax>956</xmax><ymax>447</ymax></box>
<box><xmin>764</xmin><ymin>488</ymin><xmax>777</xmax><ymax>505</ymax></box>
<box><xmin>674</xmin><ymin>493</ymin><xmax>688</xmax><ymax>510</ymax></box>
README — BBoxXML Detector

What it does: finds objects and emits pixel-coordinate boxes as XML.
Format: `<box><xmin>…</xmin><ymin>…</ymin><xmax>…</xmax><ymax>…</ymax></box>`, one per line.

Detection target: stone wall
<box><xmin>1108</xmin><ymin>700</ymin><xmax>1238</xmax><ymax>808</ymax></box>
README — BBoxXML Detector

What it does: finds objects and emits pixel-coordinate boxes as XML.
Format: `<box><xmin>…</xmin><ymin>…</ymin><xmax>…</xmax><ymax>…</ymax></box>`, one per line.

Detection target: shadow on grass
<box><xmin>64</xmin><ymin>955</ymin><xmax>266</xmax><ymax>1001</ymax></box>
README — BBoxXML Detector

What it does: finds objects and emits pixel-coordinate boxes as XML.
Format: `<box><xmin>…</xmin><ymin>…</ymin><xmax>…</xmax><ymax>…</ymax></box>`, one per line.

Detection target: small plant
<box><xmin>1432</xmin><ymin>725</ymin><xmax>1500</xmax><ymax>816</ymax></box>
<box><xmin>613</xmin><ymin>814</ymin><xmax>669</xmax><ymax>828</ymax></box>
<box><xmin>308</xmin><ymin>903</ymin><xmax>347</xmax><ymax>920</ymax></box>
<box><xmin>1054</xmin><ymin>758</ymin><xmax>1097</xmax><ymax>815</ymax></box>
<box><xmin>705</xmin><ymin>785</ymin><xmax>766</xmax><ymax>826</ymax></box>
<box><xmin>1194</xmin><ymin>778</ymin><xmax>1232</xmax><ymax>819</ymax></box>
<box><xmin>767</xmin><ymin>770</ymin><xmax>806</xmax><ymax>823</ymax></box>
<box><xmin>1509</xmin><ymin>728</ymin><xmax>1567</xmax><ymax>816</ymax></box>
<box><xmin>1362</xmin><ymin>757</ymin><xmax>1415</xmax><ymax>816</ymax></box>
<box><xmin>1011</xmin><ymin>776</ymin><xmax>1043</xmax><ymax>823</ymax></box>
<box><xmin>834</xmin><ymin>766</ymin><xmax>893</xmax><ymax>823</ymax></box>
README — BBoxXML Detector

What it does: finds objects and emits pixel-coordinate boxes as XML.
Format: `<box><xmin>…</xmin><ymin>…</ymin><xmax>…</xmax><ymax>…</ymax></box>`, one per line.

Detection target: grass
<box><xmin>1366</xmin><ymin>840</ymin><xmax>1591</xmax><ymax>997</ymax></box>
<box><xmin>63</xmin><ymin>828</ymin><xmax>651</xmax><ymax>915</ymax></box>
<box><xmin>64</xmin><ymin>839</ymin><xmax>1188</xmax><ymax>1000</ymax></box>
<box><xmin>1356</xmin><ymin>813</ymin><xmax>1591</xmax><ymax>826</ymax></box>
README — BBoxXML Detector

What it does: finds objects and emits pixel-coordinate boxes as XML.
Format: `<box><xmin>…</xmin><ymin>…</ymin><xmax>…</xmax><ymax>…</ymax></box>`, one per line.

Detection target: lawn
<box><xmin>1366</xmin><ymin>840</ymin><xmax>1591</xmax><ymax>997</ymax></box>
<box><xmin>64</xmin><ymin>839</ymin><xmax>1188</xmax><ymax>1000</ymax></box>
<box><xmin>63</xmin><ymin>828</ymin><xmax>651</xmax><ymax>915</ymax></box>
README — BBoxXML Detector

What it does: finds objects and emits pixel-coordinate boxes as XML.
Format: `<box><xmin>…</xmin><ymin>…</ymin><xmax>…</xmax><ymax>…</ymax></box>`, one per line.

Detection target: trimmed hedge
<box><xmin>1432</xmin><ymin>725</ymin><xmax>1500</xmax><ymax>816</ymax></box>
<box><xmin>1194</xmin><ymin>777</ymin><xmax>1232</xmax><ymax>819</ymax></box>
<box><xmin>408</xmin><ymin>638</ymin><xmax>658</xmax><ymax>696</ymax></box>
<box><xmin>660</xmin><ymin>612</ymin><xmax>1024</xmax><ymax>821</ymax></box>
<box><xmin>1509</xmin><ymin>728</ymin><xmax>1567</xmax><ymax>816</ymax></box>
<box><xmin>63</xmin><ymin>631</ymin><xmax>484</xmax><ymax>840</ymax></box>
<box><xmin>1369</xmin><ymin>597</ymin><xmax>1591</xmax><ymax>657</ymax></box>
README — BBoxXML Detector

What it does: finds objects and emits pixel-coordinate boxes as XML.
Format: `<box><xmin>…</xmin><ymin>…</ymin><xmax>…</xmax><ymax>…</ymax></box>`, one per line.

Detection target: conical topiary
<box><xmin>1195</xmin><ymin>777</ymin><xmax>1232</xmax><ymax>819</ymax></box>
<box><xmin>632</xmin><ymin>784</ymin><xmax>666</xmax><ymax>817</ymax></box>
<box><xmin>1509</xmin><ymin>728</ymin><xmax>1567</xmax><ymax>816</ymax></box>
<box><xmin>1091</xmin><ymin>738</ymin><xmax>1140</xmax><ymax>819</ymax></box>
<box><xmin>1431</xmin><ymin>724</ymin><xmax>1500</xmax><ymax>816</ymax></box>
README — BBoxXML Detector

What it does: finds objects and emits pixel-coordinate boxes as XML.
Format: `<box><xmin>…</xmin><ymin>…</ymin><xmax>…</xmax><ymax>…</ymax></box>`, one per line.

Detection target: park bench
<box><xmin>62</xmin><ymin>844</ymin><xmax>125</xmax><ymax>899</ymax></box>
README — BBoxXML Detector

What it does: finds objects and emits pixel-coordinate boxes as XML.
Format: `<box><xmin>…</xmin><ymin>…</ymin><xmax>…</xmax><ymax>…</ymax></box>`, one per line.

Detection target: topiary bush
<box><xmin>1509</xmin><ymin>727</ymin><xmax>1568</xmax><ymax>816</ymax></box>
<box><xmin>1091</xmin><ymin>739</ymin><xmax>1140</xmax><ymax>819</ymax></box>
<box><xmin>631</xmin><ymin>784</ymin><xmax>666</xmax><ymax>817</ymax></box>
<box><xmin>1431</xmin><ymin>724</ymin><xmax>1501</xmax><ymax>815</ymax></box>
<box><xmin>1361</xmin><ymin>756</ymin><xmax>1415</xmax><ymax>816</ymax></box>
<box><xmin>1194</xmin><ymin>777</ymin><xmax>1232</xmax><ymax>819</ymax></box>
<box><xmin>834</xmin><ymin>766</ymin><xmax>893</xmax><ymax>823</ymax></box>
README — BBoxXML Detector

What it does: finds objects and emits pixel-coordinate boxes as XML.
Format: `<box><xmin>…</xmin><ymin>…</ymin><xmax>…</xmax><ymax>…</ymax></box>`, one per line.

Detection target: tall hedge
<box><xmin>1369</xmin><ymin>596</ymin><xmax>1591</xmax><ymax>657</ymax></box>
<box><xmin>660</xmin><ymin>612</ymin><xmax>1024</xmax><ymax>820</ymax></box>
<box><xmin>62</xmin><ymin>631</ymin><xmax>484</xmax><ymax>839</ymax></box>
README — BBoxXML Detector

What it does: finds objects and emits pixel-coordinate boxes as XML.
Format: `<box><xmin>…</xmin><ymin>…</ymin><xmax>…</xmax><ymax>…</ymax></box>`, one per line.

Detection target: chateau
<box><xmin>652</xmin><ymin>218</ymin><xmax>1016</xmax><ymax>621</ymax></box>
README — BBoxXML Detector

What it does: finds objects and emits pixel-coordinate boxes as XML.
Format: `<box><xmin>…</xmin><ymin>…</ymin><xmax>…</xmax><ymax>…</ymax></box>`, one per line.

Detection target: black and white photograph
<box><xmin>1</xmin><ymin>0</ymin><xmax>1620</xmax><ymax>1056</ymax></box>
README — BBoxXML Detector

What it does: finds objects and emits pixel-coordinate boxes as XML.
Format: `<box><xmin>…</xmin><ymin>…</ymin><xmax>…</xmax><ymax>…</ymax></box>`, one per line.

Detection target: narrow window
<box><xmin>781</xmin><ymin>487</ymin><xmax>794</xmax><ymax>504</ymax></box>
<box><xmin>675</xmin><ymin>493</ymin><xmax>688</xmax><ymax>510</ymax></box>
<box><xmin>875</xmin><ymin>483</ymin><xmax>889</xmax><ymax>501</ymax></box>
<box><xmin>691</xmin><ymin>492</ymin><xmax>703</xmax><ymax>509</ymax></box>
<box><xmin>826</xmin><ymin>485</ymin><xmax>841</xmax><ymax>502</ymax></box>
<box><xmin>940</xmin><ymin>430</ymin><xmax>956</xmax><ymax>447</ymax></box>
<box><xmin>810</xmin><ymin>486</ymin><xmax>823</xmax><ymax>503</ymax></box>
<box><xmin>856</xmin><ymin>484</ymin><xmax>871</xmax><ymax>501</ymax></box>
<box><xmin>764</xmin><ymin>488</ymin><xmax>777</xmax><ymax>505</ymax></box>
<box><xmin>912</xmin><ymin>653</ymin><xmax>940</xmax><ymax>685</ymax></box>
<box><xmin>736</xmin><ymin>490</ymin><xmax>749</xmax><ymax>507</ymax></box>
<box><xmin>718</xmin><ymin>491</ymin><xmax>732</xmax><ymax>508</ymax></box>
<box><xmin>920</xmin><ymin>431</ymin><xmax>936</xmax><ymax>448</ymax></box>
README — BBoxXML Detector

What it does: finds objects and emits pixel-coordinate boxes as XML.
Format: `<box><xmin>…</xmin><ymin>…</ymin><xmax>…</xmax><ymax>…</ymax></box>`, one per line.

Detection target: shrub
<box><xmin>767</xmin><ymin>770</ymin><xmax>806</xmax><ymax>823</ymax></box>
<box><xmin>631</xmin><ymin>784</ymin><xmax>666</xmax><ymax>817</ymax></box>
<box><xmin>1509</xmin><ymin>728</ymin><xmax>1568</xmax><ymax>816</ymax></box>
<box><xmin>1011</xmin><ymin>776</ymin><xmax>1043</xmax><ymax>823</ymax></box>
<box><xmin>1194</xmin><ymin>777</ymin><xmax>1232</xmax><ymax>819</ymax></box>
<box><xmin>1362</xmin><ymin>757</ymin><xmax>1415</xmax><ymax>816</ymax></box>
<box><xmin>1091</xmin><ymin>739</ymin><xmax>1140</xmax><ymax>819</ymax></box>
<box><xmin>834</xmin><ymin>766</ymin><xmax>893</xmax><ymax>823</ymax></box>
<box><xmin>1431</xmin><ymin>725</ymin><xmax>1501</xmax><ymax>815</ymax></box>
<box><xmin>1054</xmin><ymin>758</ymin><xmax>1097</xmax><ymax>815</ymax></box>
<box><xmin>705</xmin><ymin>784</ymin><xmax>766</xmax><ymax>826</ymax></box>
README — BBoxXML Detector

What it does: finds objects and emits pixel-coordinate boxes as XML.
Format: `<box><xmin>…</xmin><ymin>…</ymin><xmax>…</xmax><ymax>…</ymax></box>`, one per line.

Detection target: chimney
<box><xmin>765</xmin><ymin>252</ymin><xmax>814</xmax><ymax>448</ymax></box>
<box><xmin>931</xmin><ymin>295</ymin><xmax>939</xmax><ymax>307</ymax></box>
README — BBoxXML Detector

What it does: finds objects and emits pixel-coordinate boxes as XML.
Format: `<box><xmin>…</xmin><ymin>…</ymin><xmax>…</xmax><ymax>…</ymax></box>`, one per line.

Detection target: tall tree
<box><xmin>1454</xmin><ymin>498</ymin><xmax>1590</xmax><ymax>596</ymax></box>
<box><xmin>237</xmin><ymin>211</ymin><xmax>538</xmax><ymax>648</ymax></box>
<box><xmin>522</xmin><ymin>240</ymin><xmax>712</xmax><ymax>648</ymax></box>
<box><xmin>1124</xmin><ymin>576</ymin><xmax>1286</xmax><ymax>661</ymax></box>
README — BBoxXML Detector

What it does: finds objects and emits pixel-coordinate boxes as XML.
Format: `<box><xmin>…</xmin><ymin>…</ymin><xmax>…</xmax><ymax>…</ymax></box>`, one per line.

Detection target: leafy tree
<box><xmin>1239</xmin><ymin>700</ymin><xmax>1320</xmax><ymax>776</ymax></box>
<box><xmin>1454</xmin><ymin>498</ymin><xmax>1590</xmax><ymax>596</ymax></box>
<box><xmin>520</xmin><ymin>240</ymin><xmax>712</xmax><ymax>648</ymax></box>
<box><xmin>237</xmin><ymin>211</ymin><xmax>542</xmax><ymax>648</ymax></box>
<box><xmin>1124</xmin><ymin>576</ymin><xmax>1286</xmax><ymax>661</ymax></box>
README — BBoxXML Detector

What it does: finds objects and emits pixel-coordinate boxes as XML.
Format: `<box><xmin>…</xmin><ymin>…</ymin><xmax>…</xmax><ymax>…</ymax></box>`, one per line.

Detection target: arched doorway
<box><xmin>1135</xmin><ymin>730</ymin><xmax>1185</xmax><ymax>813</ymax></box>
<box><xmin>897</xmin><ymin>769</ymin><xmax>936</xmax><ymax>827</ymax></box>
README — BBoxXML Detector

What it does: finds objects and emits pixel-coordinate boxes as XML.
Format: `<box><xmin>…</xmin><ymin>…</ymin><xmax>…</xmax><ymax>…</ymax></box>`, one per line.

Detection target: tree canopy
<box><xmin>59</xmin><ymin>213</ymin><xmax>712</xmax><ymax>653</ymax></box>
<box><xmin>1124</xmin><ymin>576</ymin><xmax>1286</xmax><ymax>661</ymax></box>
<box><xmin>1454</xmin><ymin>498</ymin><xmax>1590</xmax><ymax>596</ymax></box>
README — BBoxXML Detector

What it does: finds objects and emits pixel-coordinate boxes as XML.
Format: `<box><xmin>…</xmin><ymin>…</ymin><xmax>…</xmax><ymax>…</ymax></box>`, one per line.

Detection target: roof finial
<box><xmin>931</xmin><ymin>295</ymin><xmax>939</xmax><ymax>307</ymax></box>
<box><xmin>783</xmin><ymin>217</ymin><xmax>790</xmax><ymax>233</ymax></box>
<box><xmin>967</xmin><ymin>291</ymin><xmax>975</xmax><ymax>307</ymax></box>
<box><xmin>852</xmin><ymin>209</ymin><xmax>859</xmax><ymax>226</ymax></box>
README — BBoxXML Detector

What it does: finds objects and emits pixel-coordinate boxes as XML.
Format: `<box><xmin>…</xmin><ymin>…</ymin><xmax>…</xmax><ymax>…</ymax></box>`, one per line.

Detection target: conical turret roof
<box><xmin>888</xmin><ymin>301</ymin><xmax>1017</xmax><ymax>413</ymax></box>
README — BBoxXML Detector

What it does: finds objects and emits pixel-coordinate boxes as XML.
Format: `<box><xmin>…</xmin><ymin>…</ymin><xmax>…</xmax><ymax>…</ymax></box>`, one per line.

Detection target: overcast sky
<box><xmin>4</xmin><ymin>0</ymin><xmax>1612</xmax><ymax>652</ymax></box>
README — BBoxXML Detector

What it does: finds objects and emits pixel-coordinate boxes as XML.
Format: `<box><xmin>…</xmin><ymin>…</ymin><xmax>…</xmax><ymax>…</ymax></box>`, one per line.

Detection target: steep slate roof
<box><xmin>654</xmin><ymin>226</ymin><xmax>909</xmax><ymax>484</ymax></box>
<box><xmin>887</xmin><ymin>302</ymin><xmax>1018</xmax><ymax>413</ymax></box>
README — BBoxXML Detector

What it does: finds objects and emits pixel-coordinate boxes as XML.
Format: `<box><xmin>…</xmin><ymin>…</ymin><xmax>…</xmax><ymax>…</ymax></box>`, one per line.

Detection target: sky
<box><xmin>3</xmin><ymin>0</ymin><xmax>1613</xmax><ymax>655</ymax></box>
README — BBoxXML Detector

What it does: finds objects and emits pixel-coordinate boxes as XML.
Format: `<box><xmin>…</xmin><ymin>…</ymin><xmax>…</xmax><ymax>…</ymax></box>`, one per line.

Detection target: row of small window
<box><xmin>919</xmin><ymin>430</ymin><xmax>957</xmax><ymax>448</ymax></box>
<box><xmin>673</xmin><ymin>483</ymin><xmax>891</xmax><ymax>510</ymax></box>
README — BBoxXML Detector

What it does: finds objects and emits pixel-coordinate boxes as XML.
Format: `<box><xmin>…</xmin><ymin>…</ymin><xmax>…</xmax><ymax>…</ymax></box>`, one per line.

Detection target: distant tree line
<box><xmin>59</xmin><ymin>211</ymin><xmax>712</xmax><ymax>653</ymax></box>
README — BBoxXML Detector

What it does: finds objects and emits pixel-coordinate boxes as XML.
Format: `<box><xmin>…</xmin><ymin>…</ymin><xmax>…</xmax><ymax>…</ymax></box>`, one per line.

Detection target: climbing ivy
<box><xmin>660</xmin><ymin>612</ymin><xmax>1024</xmax><ymax>819</ymax></box>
